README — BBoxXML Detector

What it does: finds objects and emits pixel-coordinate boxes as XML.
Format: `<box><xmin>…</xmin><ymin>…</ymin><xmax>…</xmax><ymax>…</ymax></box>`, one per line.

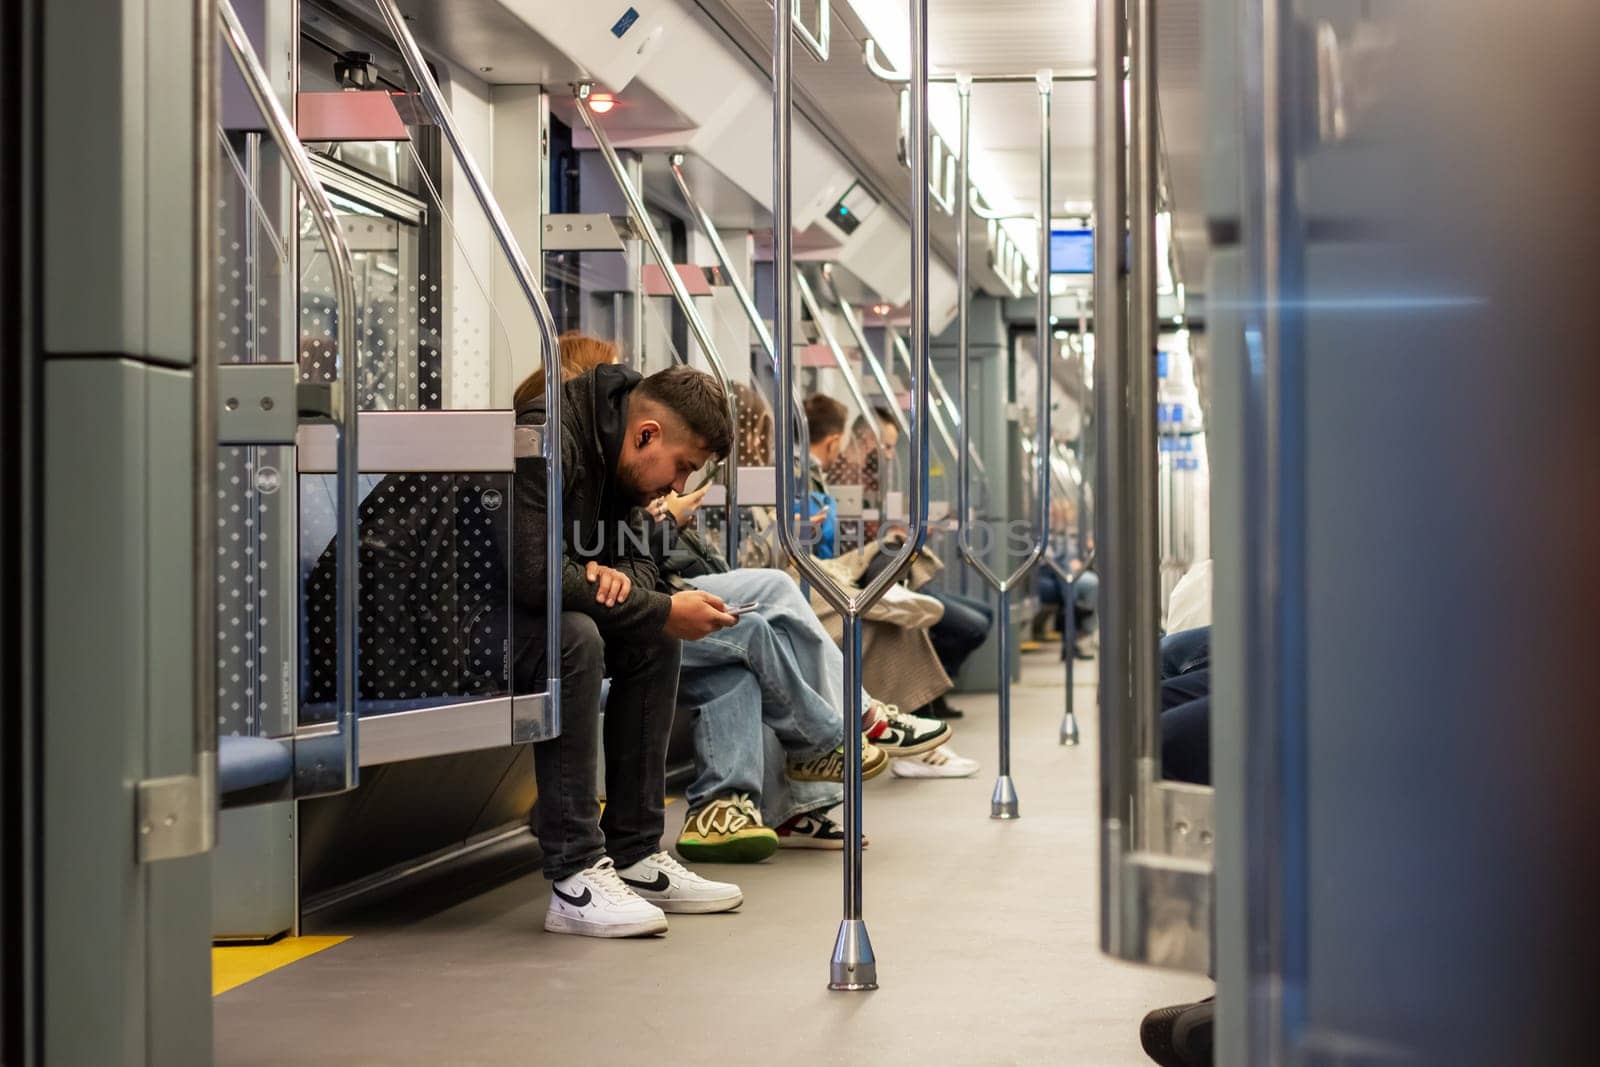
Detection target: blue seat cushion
<box><xmin>219</xmin><ymin>735</ymin><xmax>293</xmax><ymax>796</ymax></box>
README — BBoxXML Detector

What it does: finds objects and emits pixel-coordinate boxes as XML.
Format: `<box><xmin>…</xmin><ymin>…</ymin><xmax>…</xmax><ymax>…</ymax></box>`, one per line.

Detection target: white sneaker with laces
<box><xmin>872</xmin><ymin>703</ymin><xmax>953</xmax><ymax>757</ymax></box>
<box><xmin>890</xmin><ymin>745</ymin><xmax>981</xmax><ymax>779</ymax></box>
<box><xmin>615</xmin><ymin>851</ymin><xmax>744</xmax><ymax>914</ymax></box>
<box><xmin>544</xmin><ymin>857</ymin><xmax>668</xmax><ymax>938</ymax></box>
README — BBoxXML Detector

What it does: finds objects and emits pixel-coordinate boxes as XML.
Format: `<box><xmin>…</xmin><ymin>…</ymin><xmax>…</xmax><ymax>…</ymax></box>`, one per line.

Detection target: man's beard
<box><xmin>616</xmin><ymin>457</ymin><xmax>660</xmax><ymax>505</ymax></box>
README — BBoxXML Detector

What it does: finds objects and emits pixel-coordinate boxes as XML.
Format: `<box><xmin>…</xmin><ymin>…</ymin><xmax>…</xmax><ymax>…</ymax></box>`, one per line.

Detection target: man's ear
<box><xmin>635</xmin><ymin>418</ymin><xmax>663</xmax><ymax>449</ymax></box>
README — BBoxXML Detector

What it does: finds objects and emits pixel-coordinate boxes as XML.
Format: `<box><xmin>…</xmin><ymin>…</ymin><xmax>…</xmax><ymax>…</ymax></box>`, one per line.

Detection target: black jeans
<box><xmin>523</xmin><ymin>612</ymin><xmax>681</xmax><ymax>880</ymax></box>
<box><xmin>926</xmin><ymin>589</ymin><xmax>995</xmax><ymax>680</ymax></box>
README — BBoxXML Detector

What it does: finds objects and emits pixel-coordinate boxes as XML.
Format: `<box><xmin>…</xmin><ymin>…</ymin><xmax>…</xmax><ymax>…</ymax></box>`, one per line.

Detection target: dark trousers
<box><xmin>522</xmin><ymin>612</ymin><xmax>681</xmax><ymax>880</ymax></box>
<box><xmin>926</xmin><ymin>589</ymin><xmax>995</xmax><ymax>680</ymax></box>
<box><xmin>1159</xmin><ymin>627</ymin><xmax>1212</xmax><ymax>786</ymax></box>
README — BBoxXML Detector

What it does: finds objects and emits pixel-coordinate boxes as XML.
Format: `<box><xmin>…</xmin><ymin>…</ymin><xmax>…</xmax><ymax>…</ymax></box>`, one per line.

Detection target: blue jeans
<box><xmin>925</xmin><ymin>589</ymin><xmax>995</xmax><ymax>680</ymax></box>
<box><xmin>677</xmin><ymin>570</ymin><xmax>847</xmax><ymax>825</ymax></box>
<box><xmin>1038</xmin><ymin>567</ymin><xmax>1099</xmax><ymax>636</ymax></box>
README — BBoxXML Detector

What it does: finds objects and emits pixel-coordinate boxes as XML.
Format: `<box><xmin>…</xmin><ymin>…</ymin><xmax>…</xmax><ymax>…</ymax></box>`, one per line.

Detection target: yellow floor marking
<box><xmin>212</xmin><ymin>936</ymin><xmax>350</xmax><ymax>997</ymax></box>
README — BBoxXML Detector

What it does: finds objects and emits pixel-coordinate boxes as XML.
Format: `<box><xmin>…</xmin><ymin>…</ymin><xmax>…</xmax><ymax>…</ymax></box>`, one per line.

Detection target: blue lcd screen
<box><xmin>1049</xmin><ymin>228</ymin><xmax>1094</xmax><ymax>274</ymax></box>
<box><xmin>610</xmin><ymin>7</ymin><xmax>640</xmax><ymax>37</ymax></box>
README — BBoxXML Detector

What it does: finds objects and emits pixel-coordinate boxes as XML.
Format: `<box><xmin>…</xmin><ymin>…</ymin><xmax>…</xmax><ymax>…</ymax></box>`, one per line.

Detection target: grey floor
<box><xmin>215</xmin><ymin>646</ymin><xmax>1211</xmax><ymax>1066</ymax></box>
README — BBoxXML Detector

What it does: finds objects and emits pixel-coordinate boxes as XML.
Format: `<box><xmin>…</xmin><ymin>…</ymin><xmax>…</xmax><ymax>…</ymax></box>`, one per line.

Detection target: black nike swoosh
<box><xmin>621</xmin><ymin>871</ymin><xmax>671</xmax><ymax>892</ymax></box>
<box><xmin>551</xmin><ymin>884</ymin><xmax>592</xmax><ymax>908</ymax></box>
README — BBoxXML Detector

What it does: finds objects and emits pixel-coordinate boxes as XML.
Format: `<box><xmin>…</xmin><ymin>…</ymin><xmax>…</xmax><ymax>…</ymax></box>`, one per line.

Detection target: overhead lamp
<box><xmin>588</xmin><ymin>93</ymin><xmax>617</xmax><ymax>114</ymax></box>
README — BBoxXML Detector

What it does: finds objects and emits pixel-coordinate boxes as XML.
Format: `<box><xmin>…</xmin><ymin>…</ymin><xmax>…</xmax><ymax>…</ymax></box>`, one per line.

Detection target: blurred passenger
<box><xmin>512</xmin><ymin>333</ymin><xmax>747</xmax><ymax>938</ymax></box>
<box><xmin>803</xmin><ymin>394</ymin><xmax>848</xmax><ymax>559</ymax></box>
<box><xmin>824</xmin><ymin>404</ymin><xmax>899</xmax><ymax>520</ymax></box>
<box><xmin>735</xmin><ymin>388</ymin><xmax>978</xmax><ymax>771</ymax></box>
<box><xmin>803</xmin><ymin>394</ymin><xmax>993</xmax><ymax>714</ymax></box>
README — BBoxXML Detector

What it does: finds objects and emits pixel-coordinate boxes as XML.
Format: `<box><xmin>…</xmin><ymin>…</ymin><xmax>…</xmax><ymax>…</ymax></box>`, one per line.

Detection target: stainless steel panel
<box><xmin>542</xmin><ymin>212</ymin><xmax>629</xmax><ymax>253</ymax></box>
<box><xmin>357</xmin><ymin>697</ymin><xmax>514</xmax><ymax>767</ymax></box>
<box><xmin>297</xmin><ymin>410</ymin><xmax>517</xmax><ymax>472</ymax></box>
<box><xmin>217</xmin><ymin>362</ymin><xmax>299</xmax><ymax>444</ymax></box>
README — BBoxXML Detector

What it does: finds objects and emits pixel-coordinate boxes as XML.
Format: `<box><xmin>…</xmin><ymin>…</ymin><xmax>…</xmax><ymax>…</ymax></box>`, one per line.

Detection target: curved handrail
<box><xmin>864</xmin><ymin>37</ymin><xmax>1095</xmax><ymax>85</ymax></box>
<box><xmin>970</xmin><ymin>187</ymin><xmax>1034</xmax><ymax>222</ymax></box>
<box><xmin>573</xmin><ymin>87</ymin><xmax>742</xmax><ymax>564</ymax></box>
<box><xmin>888</xmin><ymin>329</ymin><xmax>983</xmax><ymax>478</ymax></box>
<box><xmin>666</xmin><ymin>155</ymin><xmax>810</xmax><ymax>555</ymax></box>
<box><xmin>220</xmin><ymin>0</ymin><xmax>361</xmax><ymax>791</ymax></box>
<box><xmin>373</xmin><ymin>0</ymin><xmax>565</xmax><ymax>718</ymax></box>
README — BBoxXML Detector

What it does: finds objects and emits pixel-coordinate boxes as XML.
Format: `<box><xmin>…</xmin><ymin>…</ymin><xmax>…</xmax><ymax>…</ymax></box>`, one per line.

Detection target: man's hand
<box><xmin>651</xmin><ymin>483</ymin><xmax>712</xmax><ymax>527</ymax></box>
<box><xmin>664</xmin><ymin>589</ymin><xmax>737</xmax><ymax>641</ymax></box>
<box><xmin>585</xmin><ymin>561</ymin><xmax>632</xmax><ymax>607</ymax></box>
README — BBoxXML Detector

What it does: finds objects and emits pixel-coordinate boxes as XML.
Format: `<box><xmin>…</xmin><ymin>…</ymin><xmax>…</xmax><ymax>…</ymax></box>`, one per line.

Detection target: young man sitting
<box><xmin>513</xmin><ymin>336</ymin><xmax>746</xmax><ymax>938</ymax></box>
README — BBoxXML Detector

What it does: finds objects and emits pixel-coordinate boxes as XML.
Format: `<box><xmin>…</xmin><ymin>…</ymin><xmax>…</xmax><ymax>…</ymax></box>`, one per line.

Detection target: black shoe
<box><xmin>1139</xmin><ymin>997</ymin><xmax>1214</xmax><ymax>1067</ymax></box>
<box><xmin>917</xmin><ymin>695</ymin><xmax>965</xmax><ymax>720</ymax></box>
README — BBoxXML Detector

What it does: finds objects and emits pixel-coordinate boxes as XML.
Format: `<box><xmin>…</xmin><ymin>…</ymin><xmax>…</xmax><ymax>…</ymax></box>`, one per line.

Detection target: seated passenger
<box><xmin>512</xmin><ymin>333</ymin><xmax>746</xmax><ymax>938</ymax></box>
<box><xmin>802</xmin><ymin>394</ymin><xmax>848</xmax><ymax>559</ymax></box>
<box><xmin>733</xmin><ymin>387</ymin><xmax>980</xmax><ymax>770</ymax></box>
<box><xmin>1037</xmin><ymin>523</ymin><xmax>1099</xmax><ymax>660</ymax></box>
<box><xmin>801</xmin><ymin>393</ymin><xmax>993</xmax><ymax>720</ymax></box>
<box><xmin>652</xmin><ymin>484</ymin><xmax>956</xmax><ymax>858</ymax></box>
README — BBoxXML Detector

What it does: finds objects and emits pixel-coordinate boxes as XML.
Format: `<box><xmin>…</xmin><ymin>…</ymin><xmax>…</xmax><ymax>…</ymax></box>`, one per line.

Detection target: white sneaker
<box><xmin>615</xmin><ymin>851</ymin><xmax>743</xmax><ymax>915</ymax></box>
<box><xmin>544</xmin><ymin>857</ymin><xmax>668</xmax><ymax>938</ymax></box>
<box><xmin>872</xmin><ymin>704</ymin><xmax>953</xmax><ymax>757</ymax></box>
<box><xmin>890</xmin><ymin>745</ymin><xmax>981</xmax><ymax>779</ymax></box>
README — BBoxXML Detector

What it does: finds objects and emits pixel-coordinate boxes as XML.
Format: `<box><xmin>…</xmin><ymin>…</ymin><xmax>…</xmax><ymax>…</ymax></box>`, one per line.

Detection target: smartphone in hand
<box><xmin>725</xmin><ymin>601</ymin><xmax>761</xmax><ymax>616</ymax></box>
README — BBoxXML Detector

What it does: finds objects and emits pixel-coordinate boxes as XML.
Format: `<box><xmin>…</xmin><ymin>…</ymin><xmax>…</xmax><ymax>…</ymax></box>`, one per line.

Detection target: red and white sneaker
<box><xmin>867</xmin><ymin>703</ymin><xmax>952</xmax><ymax>757</ymax></box>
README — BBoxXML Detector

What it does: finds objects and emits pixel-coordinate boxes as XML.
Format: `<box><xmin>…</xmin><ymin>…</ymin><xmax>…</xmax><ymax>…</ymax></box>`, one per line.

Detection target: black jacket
<box><xmin>512</xmin><ymin>365</ymin><xmax>675</xmax><ymax>681</ymax></box>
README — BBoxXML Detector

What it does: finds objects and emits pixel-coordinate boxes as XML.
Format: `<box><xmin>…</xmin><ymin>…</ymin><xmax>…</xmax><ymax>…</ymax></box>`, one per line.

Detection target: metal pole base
<box><xmin>1059</xmin><ymin>711</ymin><xmax>1080</xmax><ymax>747</ymax></box>
<box><xmin>828</xmin><ymin>919</ymin><xmax>879</xmax><ymax>991</ymax></box>
<box><xmin>990</xmin><ymin>775</ymin><xmax>1021</xmax><ymax>820</ymax></box>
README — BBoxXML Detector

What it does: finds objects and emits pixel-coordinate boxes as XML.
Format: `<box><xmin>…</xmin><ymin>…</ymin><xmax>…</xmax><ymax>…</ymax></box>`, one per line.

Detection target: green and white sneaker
<box><xmin>675</xmin><ymin>794</ymin><xmax>779</xmax><ymax>863</ymax></box>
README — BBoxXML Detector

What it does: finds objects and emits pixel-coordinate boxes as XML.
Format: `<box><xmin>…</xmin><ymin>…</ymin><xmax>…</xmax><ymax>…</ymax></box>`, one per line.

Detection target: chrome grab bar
<box><xmin>573</xmin><ymin>88</ymin><xmax>742</xmax><ymax>564</ymax></box>
<box><xmin>793</xmin><ymin>270</ymin><xmax>889</xmax><ymax>514</ymax></box>
<box><xmin>822</xmin><ymin>275</ymin><xmax>905</xmax><ymax>507</ymax></box>
<box><xmin>888</xmin><ymin>328</ymin><xmax>979</xmax><ymax>479</ymax></box>
<box><xmin>220</xmin><ymin>0</ymin><xmax>361</xmax><ymax>796</ymax></box>
<box><xmin>1095</xmin><ymin>0</ymin><xmax>1131</xmax><ymax>955</ymax></box>
<box><xmin>821</xmin><ymin>269</ymin><xmax>908</xmax><ymax>439</ymax></box>
<box><xmin>776</xmin><ymin>0</ymin><xmax>932</xmax><ymax>992</ymax></box>
<box><xmin>373</xmin><ymin>0</ymin><xmax>565</xmax><ymax>720</ymax></box>
<box><xmin>665</xmin><ymin>155</ymin><xmax>810</xmax><ymax>552</ymax></box>
<box><xmin>954</xmin><ymin>73</ymin><xmax>1054</xmax><ymax>820</ymax></box>
<box><xmin>1100</xmin><ymin>0</ymin><xmax>1216</xmax><ymax>975</ymax></box>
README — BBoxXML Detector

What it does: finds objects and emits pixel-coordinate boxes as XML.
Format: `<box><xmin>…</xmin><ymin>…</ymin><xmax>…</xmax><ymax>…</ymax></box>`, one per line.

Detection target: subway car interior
<box><xmin>2</xmin><ymin>0</ymin><xmax>1597</xmax><ymax>1064</ymax></box>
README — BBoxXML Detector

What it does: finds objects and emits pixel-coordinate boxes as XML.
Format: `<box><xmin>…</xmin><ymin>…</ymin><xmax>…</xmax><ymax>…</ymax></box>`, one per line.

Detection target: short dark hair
<box><xmin>805</xmin><ymin>394</ymin><xmax>849</xmax><ymax>440</ymax></box>
<box><xmin>854</xmin><ymin>405</ymin><xmax>897</xmax><ymax>436</ymax></box>
<box><xmin>634</xmin><ymin>365</ymin><xmax>733</xmax><ymax>458</ymax></box>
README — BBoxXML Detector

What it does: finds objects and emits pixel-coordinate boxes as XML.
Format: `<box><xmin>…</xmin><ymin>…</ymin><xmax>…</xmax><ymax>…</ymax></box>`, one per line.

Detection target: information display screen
<box><xmin>1049</xmin><ymin>228</ymin><xmax>1095</xmax><ymax>274</ymax></box>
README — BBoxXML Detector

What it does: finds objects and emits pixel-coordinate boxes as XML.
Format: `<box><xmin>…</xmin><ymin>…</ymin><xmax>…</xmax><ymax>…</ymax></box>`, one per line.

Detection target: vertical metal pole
<box><xmin>831</xmin><ymin>614</ymin><xmax>872</xmax><ymax>969</ymax></box>
<box><xmin>956</xmin><ymin>78</ymin><xmax>974</xmax><ymax>604</ymax></box>
<box><xmin>777</xmin><ymin>0</ymin><xmax>931</xmax><ymax>993</ymax></box>
<box><xmin>1095</xmin><ymin>0</ymin><xmax>1132</xmax><ymax>955</ymax></box>
<box><xmin>1129</xmin><ymin>0</ymin><xmax>1162</xmax><ymax>792</ymax></box>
